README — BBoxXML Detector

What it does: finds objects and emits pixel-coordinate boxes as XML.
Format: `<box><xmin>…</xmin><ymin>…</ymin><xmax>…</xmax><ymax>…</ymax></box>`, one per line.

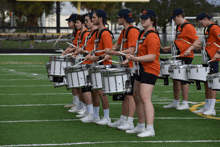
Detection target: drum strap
<box><xmin>122</xmin><ymin>26</ymin><xmax>140</xmax><ymax>42</ymax></box>
<box><xmin>204</xmin><ymin>23</ymin><xmax>220</xmax><ymax>43</ymax></box>
<box><xmin>175</xmin><ymin>22</ymin><xmax>191</xmax><ymax>39</ymax></box>
<box><xmin>95</xmin><ymin>29</ymin><xmax>114</xmax><ymax>44</ymax></box>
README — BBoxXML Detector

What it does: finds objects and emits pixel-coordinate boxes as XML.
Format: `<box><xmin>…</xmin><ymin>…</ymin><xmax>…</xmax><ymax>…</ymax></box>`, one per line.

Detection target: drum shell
<box><xmin>64</xmin><ymin>65</ymin><xmax>90</xmax><ymax>89</ymax></box>
<box><xmin>158</xmin><ymin>61</ymin><xmax>165</xmax><ymax>79</ymax></box>
<box><xmin>54</xmin><ymin>77</ymin><xmax>68</xmax><ymax>88</ymax></box>
<box><xmin>50</xmin><ymin>56</ymin><xmax>75</xmax><ymax>77</ymax></box>
<box><xmin>46</xmin><ymin>62</ymin><xmax>53</xmax><ymax>82</ymax></box>
<box><xmin>206</xmin><ymin>74</ymin><xmax>212</xmax><ymax>88</ymax></box>
<box><xmin>161</xmin><ymin>60</ymin><xmax>182</xmax><ymax>76</ymax></box>
<box><xmin>168</xmin><ymin>65</ymin><xmax>188</xmax><ymax>81</ymax></box>
<box><xmin>208</xmin><ymin>73</ymin><xmax>220</xmax><ymax>91</ymax></box>
<box><xmin>187</xmin><ymin>64</ymin><xmax>210</xmax><ymax>82</ymax></box>
<box><xmin>102</xmin><ymin>68</ymin><xmax>132</xmax><ymax>95</ymax></box>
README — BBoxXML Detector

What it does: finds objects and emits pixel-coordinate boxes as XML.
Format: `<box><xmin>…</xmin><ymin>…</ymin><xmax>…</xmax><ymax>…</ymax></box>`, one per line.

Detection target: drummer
<box><xmin>85</xmin><ymin>9</ymin><xmax>113</xmax><ymax>125</ymax></box>
<box><xmin>62</xmin><ymin>14</ymin><xmax>80</xmax><ymax>110</ymax></box>
<box><xmin>124</xmin><ymin>9</ymin><xmax>160</xmax><ymax>137</ymax></box>
<box><xmin>162</xmin><ymin>8</ymin><xmax>201</xmax><ymax>110</ymax></box>
<box><xmin>104</xmin><ymin>9</ymin><xmax>139</xmax><ymax>131</ymax></box>
<box><xmin>193</xmin><ymin>12</ymin><xmax>220</xmax><ymax>115</ymax></box>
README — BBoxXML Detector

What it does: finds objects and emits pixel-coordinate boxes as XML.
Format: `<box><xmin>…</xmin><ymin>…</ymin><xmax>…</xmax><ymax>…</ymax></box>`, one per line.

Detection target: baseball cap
<box><xmin>169</xmin><ymin>8</ymin><xmax>184</xmax><ymax>21</ymax></box>
<box><xmin>95</xmin><ymin>9</ymin><xmax>108</xmax><ymax>25</ymax></box>
<box><xmin>140</xmin><ymin>9</ymin><xmax>156</xmax><ymax>19</ymax></box>
<box><xmin>66</xmin><ymin>14</ymin><xmax>77</xmax><ymax>22</ymax></box>
<box><xmin>196</xmin><ymin>12</ymin><xmax>213</xmax><ymax>21</ymax></box>
<box><xmin>118</xmin><ymin>9</ymin><xmax>135</xmax><ymax>23</ymax></box>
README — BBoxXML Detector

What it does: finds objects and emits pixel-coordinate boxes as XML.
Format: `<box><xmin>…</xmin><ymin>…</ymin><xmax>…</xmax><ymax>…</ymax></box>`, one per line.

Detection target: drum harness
<box><xmin>119</xmin><ymin>26</ymin><xmax>140</xmax><ymax>76</ymax></box>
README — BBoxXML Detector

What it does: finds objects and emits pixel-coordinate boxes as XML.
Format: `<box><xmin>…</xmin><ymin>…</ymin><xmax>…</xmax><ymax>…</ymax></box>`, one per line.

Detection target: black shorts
<box><xmin>125</xmin><ymin>76</ymin><xmax>134</xmax><ymax>96</ymax></box>
<box><xmin>209</xmin><ymin>61</ymin><xmax>219</xmax><ymax>74</ymax></box>
<box><xmin>81</xmin><ymin>86</ymin><xmax>92</xmax><ymax>93</ymax></box>
<box><xmin>134</xmin><ymin>72</ymin><xmax>158</xmax><ymax>85</ymax></box>
<box><xmin>176</xmin><ymin>57</ymin><xmax>193</xmax><ymax>64</ymax></box>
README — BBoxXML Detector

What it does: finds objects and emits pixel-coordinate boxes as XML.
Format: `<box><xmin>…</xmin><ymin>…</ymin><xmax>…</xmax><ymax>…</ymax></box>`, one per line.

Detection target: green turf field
<box><xmin>0</xmin><ymin>55</ymin><xmax>219</xmax><ymax>147</ymax></box>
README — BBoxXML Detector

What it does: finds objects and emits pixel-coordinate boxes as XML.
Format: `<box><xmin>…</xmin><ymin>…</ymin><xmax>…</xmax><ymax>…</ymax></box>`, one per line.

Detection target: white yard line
<box><xmin>1</xmin><ymin>140</ymin><xmax>219</xmax><ymax>147</ymax></box>
<box><xmin>0</xmin><ymin>93</ymin><xmax>72</xmax><ymax>96</ymax></box>
<box><xmin>0</xmin><ymin>85</ymin><xmax>53</xmax><ymax>88</ymax></box>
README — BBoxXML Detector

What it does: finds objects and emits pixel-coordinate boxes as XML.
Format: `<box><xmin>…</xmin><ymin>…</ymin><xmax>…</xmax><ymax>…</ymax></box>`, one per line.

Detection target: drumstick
<box><xmin>108</xmin><ymin>60</ymin><xmax>121</xmax><ymax>64</ymax></box>
<box><xmin>55</xmin><ymin>50</ymin><xmax>63</xmax><ymax>53</ymax></box>
<box><xmin>53</xmin><ymin>34</ymin><xmax>62</xmax><ymax>48</ymax></box>
<box><xmin>63</xmin><ymin>53</ymin><xmax>73</xmax><ymax>57</ymax></box>
<box><xmin>66</xmin><ymin>42</ymin><xmax>76</xmax><ymax>48</ymax></box>
<box><xmin>75</xmin><ymin>60</ymin><xmax>84</xmax><ymax>66</ymax></box>
<box><xmin>208</xmin><ymin>59</ymin><xmax>215</xmax><ymax>63</ymax></box>
<box><xmin>213</xmin><ymin>42</ymin><xmax>220</xmax><ymax>48</ymax></box>
<box><xmin>97</xmin><ymin>59</ymin><xmax>105</xmax><ymax>63</ymax></box>
<box><xmin>118</xmin><ymin>52</ymin><xmax>126</xmax><ymax>56</ymax></box>
<box><xmin>94</xmin><ymin>50</ymin><xmax>105</xmax><ymax>53</ymax></box>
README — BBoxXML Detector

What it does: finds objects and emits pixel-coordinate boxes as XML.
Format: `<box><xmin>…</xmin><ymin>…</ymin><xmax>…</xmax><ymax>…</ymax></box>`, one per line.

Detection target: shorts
<box><xmin>81</xmin><ymin>86</ymin><xmax>92</xmax><ymax>93</ymax></box>
<box><xmin>176</xmin><ymin>57</ymin><xmax>193</xmax><ymax>64</ymax></box>
<box><xmin>125</xmin><ymin>76</ymin><xmax>134</xmax><ymax>96</ymax></box>
<box><xmin>134</xmin><ymin>72</ymin><xmax>158</xmax><ymax>85</ymax></box>
<box><xmin>209</xmin><ymin>61</ymin><xmax>219</xmax><ymax>74</ymax></box>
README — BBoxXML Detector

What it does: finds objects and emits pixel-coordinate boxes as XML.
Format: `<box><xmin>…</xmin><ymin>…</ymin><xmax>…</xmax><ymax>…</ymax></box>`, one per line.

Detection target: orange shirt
<box><xmin>78</xmin><ymin>29</ymin><xmax>89</xmax><ymax>48</ymax></box>
<box><xmin>205</xmin><ymin>23</ymin><xmax>220</xmax><ymax>62</ymax></box>
<box><xmin>73</xmin><ymin>30</ymin><xmax>80</xmax><ymax>46</ymax></box>
<box><xmin>83</xmin><ymin>29</ymin><xmax>97</xmax><ymax>64</ymax></box>
<box><xmin>137</xmin><ymin>29</ymin><xmax>160</xmax><ymax>76</ymax></box>
<box><xmin>174</xmin><ymin>20</ymin><xmax>199</xmax><ymax>58</ymax></box>
<box><xmin>117</xmin><ymin>25</ymin><xmax>140</xmax><ymax>68</ymax></box>
<box><xmin>94</xmin><ymin>27</ymin><xmax>113</xmax><ymax>65</ymax></box>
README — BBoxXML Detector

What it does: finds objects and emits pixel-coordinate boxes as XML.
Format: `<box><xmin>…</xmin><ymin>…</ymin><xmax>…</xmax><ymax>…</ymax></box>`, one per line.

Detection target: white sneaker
<box><xmin>76</xmin><ymin>111</ymin><xmax>89</xmax><ymax>118</ymax></box>
<box><xmin>108</xmin><ymin>119</ymin><xmax>126</xmax><ymax>128</ymax></box>
<box><xmin>96</xmin><ymin>117</ymin><xmax>111</xmax><ymax>125</ymax></box>
<box><xmin>176</xmin><ymin>103</ymin><xmax>189</xmax><ymax>110</ymax></box>
<box><xmin>202</xmin><ymin>109</ymin><xmax>216</xmax><ymax>116</ymax></box>
<box><xmin>117</xmin><ymin>122</ymin><xmax>134</xmax><ymax>130</ymax></box>
<box><xmin>163</xmin><ymin>102</ymin><xmax>179</xmax><ymax>108</ymax></box>
<box><xmin>64</xmin><ymin>102</ymin><xmax>76</xmax><ymax>108</ymax></box>
<box><xmin>137</xmin><ymin>129</ymin><xmax>155</xmax><ymax>137</ymax></box>
<box><xmin>81</xmin><ymin>113</ymin><xmax>94</xmax><ymax>123</ymax></box>
<box><xmin>125</xmin><ymin>126</ymin><xmax>145</xmax><ymax>134</ymax></box>
<box><xmin>68</xmin><ymin>107</ymin><xmax>80</xmax><ymax>113</ymax></box>
<box><xmin>77</xmin><ymin>108</ymin><xmax>86</xmax><ymax>115</ymax></box>
<box><xmin>193</xmin><ymin>107</ymin><xmax>207</xmax><ymax>114</ymax></box>
<box><xmin>69</xmin><ymin>105</ymin><xmax>77</xmax><ymax>110</ymax></box>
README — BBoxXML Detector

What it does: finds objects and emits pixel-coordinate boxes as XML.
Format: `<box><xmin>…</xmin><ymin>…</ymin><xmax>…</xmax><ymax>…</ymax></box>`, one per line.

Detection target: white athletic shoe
<box><xmin>125</xmin><ymin>126</ymin><xmax>145</xmax><ymax>134</ymax></box>
<box><xmin>81</xmin><ymin>113</ymin><xmax>94</xmax><ymax>123</ymax></box>
<box><xmin>163</xmin><ymin>102</ymin><xmax>179</xmax><ymax>108</ymax></box>
<box><xmin>137</xmin><ymin>129</ymin><xmax>155</xmax><ymax>137</ymax></box>
<box><xmin>176</xmin><ymin>103</ymin><xmax>189</xmax><ymax>110</ymax></box>
<box><xmin>108</xmin><ymin>119</ymin><xmax>126</xmax><ymax>128</ymax></box>
<box><xmin>96</xmin><ymin>117</ymin><xmax>111</xmax><ymax>125</ymax></box>
<box><xmin>193</xmin><ymin>107</ymin><xmax>207</xmax><ymax>114</ymax></box>
<box><xmin>76</xmin><ymin>111</ymin><xmax>89</xmax><ymax>118</ymax></box>
<box><xmin>117</xmin><ymin>122</ymin><xmax>134</xmax><ymax>130</ymax></box>
<box><xmin>68</xmin><ymin>107</ymin><xmax>84</xmax><ymax>113</ymax></box>
<box><xmin>64</xmin><ymin>102</ymin><xmax>76</xmax><ymax>108</ymax></box>
<box><xmin>202</xmin><ymin>109</ymin><xmax>216</xmax><ymax>116</ymax></box>
<box><xmin>77</xmin><ymin>108</ymin><xmax>86</xmax><ymax>115</ymax></box>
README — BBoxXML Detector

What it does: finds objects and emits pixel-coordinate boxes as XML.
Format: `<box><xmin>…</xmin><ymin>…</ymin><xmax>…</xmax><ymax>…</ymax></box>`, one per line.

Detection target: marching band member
<box><xmin>85</xmin><ymin>9</ymin><xmax>113</xmax><ymax>125</ymax></box>
<box><xmin>68</xmin><ymin>14</ymin><xmax>91</xmax><ymax>116</ymax></box>
<box><xmin>62</xmin><ymin>14</ymin><xmax>80</xmax><ymax>109</ymax></box>
<box><xmin>162</xmin><ymin>8</ymin><xmax>201</xmax><ymax>110</ymax></box>
<box><xmin>193</xmin><ymin>12</ymin><xmax>220</xmax><ymax>115</ymax></box>
<box><xmin>104</xmin><ymin>9</ymin><xmax>139</xmax><ymax>130</ymax></box>
<box><xmin>124</xmin><ymin>9</ymin><xmax>160</xmax><ymax>137</ymax></box>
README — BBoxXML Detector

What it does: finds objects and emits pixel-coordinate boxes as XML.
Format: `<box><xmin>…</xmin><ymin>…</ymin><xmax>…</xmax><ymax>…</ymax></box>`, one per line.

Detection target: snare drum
<box><xmin>187</xmin><ymin>64</ymin><xmax>210</xmax><ymax>82</ymax></box>
<box><xmin>89</xmin><ymin>65</ymin><xmax>112</xmax><ymax>90</ymax></box>
<box><xmin>161</xmin><ymin>60</ymin><xmax>182</xmax><ymax>76</ymax></box>
<box><xmin>102</xmin><ymin>68</ymin><xmax>132</xmax><ymax>95</ymax></box>
<box><xmin>54</xmin><ymin>77</ymin><xmax>68</xmax><ymax>88</ymax></box>
<box><xmin>64</xmin><ymin>64</ymin><xmax>91</xmax><ymax>89</ymax></box>
<box><xmin>50</xmin><ymin>56</ymin><xmax>75</xmax><ymax>77</ymax></box>
<box><xmin>168</xmin><ymin>65</ymin><xmax>188</xmax><ymax>81</ymax></box>
<box><xmin>207</xmin><ymin>73</ymin><xmax>220</xmax><ymax>91</ymax></box>
<box><xmin>46</xmin><ymin>62</ymin><xmax>53</xmax><ymax>82</ymax></box>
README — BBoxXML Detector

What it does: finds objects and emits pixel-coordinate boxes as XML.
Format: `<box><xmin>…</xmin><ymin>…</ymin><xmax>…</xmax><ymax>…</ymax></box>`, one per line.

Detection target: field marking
<box><xmin>0</xmin><ymin>117</ymin><xmax>211</xmax><ymax>124</ymax></box>
<box><xmin>1</xmin><ymin>140</ymin><xmax>219</xmax><ymax>147</ymax></box>
<box><xmin>190</xmin><ymin>100</ymin><xmax>220</xmax><ymax>120</ymax></box>
<box><xmin>0</xmin><ymin>79</ymin><xmax>46</xmax><ymax>81</ymax></box>
<box><xmin>0</xmin><ymin>85</ymin><xmax>53</xmax><ymax>88</ymax></box>
<box><xmin>0</xmin><ymin>93</ymin><xmax>72</xmax><ymax>96</ymax></box>
<box><xmin>0</xmin><ymin>62</ymin><xmax>44</xmax><ymax>64</ymax></box>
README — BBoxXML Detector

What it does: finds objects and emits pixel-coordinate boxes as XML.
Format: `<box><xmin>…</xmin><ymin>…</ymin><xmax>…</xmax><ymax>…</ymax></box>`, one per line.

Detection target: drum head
<box><xmin>160</xmin><ymin>57</ymin><xmax>169</xmax><ymax>61</ymax></box>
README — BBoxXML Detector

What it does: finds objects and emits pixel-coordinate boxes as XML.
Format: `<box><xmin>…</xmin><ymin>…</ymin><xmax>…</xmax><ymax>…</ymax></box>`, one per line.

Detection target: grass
<box><xmin>0</xmin><ymin>54</ymin><xmax>219</xmax><ymax>147</ymax></box>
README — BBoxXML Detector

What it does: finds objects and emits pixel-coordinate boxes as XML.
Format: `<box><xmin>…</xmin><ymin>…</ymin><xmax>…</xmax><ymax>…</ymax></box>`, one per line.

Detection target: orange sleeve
<box><xmin>117</xmin><ymin>31</ymin><xmax>123</xmax><ymax>44</ymax></box>
<box><xmin>127</xmin><ymin>28</ymin><xmax>139</xmax><ymax>48</ymax></box>
<box><xmin>146</xmin><ymin>33</ymin><xmax>160</xmax><ymax>54</ymax></box>
<box><xmin>102</xmin><ymin>31</ymin><xmax>113</xmax><ymax>49</ymax></box>
<box><xmin>212</xmin><ymin>25</ymin><xmax>220</xmax><ymax>41</ymax></box>
<box><xmin>181</xmin><ymin>24</ymin><xmax>199</xmax><ymax>42</ymax></box>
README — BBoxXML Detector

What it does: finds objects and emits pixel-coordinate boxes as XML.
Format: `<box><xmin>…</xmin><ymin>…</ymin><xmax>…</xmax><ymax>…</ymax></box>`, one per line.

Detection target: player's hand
<box><xmin>162</xmin><ymin>46</ymin><xmax>171</xmax><ymax>52</ymax></box>
<box><xmin>122</xmin><ymin>59</ymin><xmax>130</xmax><ymax>67</ymax></box>
<box><xmin>105</xmin><ymin>48</ymin><xmax>114</xmax><ymax>55</ymax></box>
<box><xmin>213</xmin><ymin>53</ymin><xmax>220</xmax><ymax>60</ymax></box>
<box><xmin>184</xmin><ymin>48</ymin><xmax>191</xmax><ymax>56</ymax></box>
<box><xmin>126</xmin><ymin>54</ymin><xmax>135</xmax><ymax>61</ymax></box>
<box><xmin>103</xmin><ymin>54</ymin><xmax>111</xmax><ymax>61</ymax></box>
<box><xmin>194</xmin><ymin>45</ymin><xmax>203</xmax><ymax>50</ymax></box>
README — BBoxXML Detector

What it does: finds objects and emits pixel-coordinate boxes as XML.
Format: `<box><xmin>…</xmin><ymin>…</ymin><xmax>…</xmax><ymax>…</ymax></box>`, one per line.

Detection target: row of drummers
<box><xmin>158</xmin><ymin>59</ymin><xmax>220</xmax><ymax>91</ymax></box>
<box><xmin>46</xmin><ymin>56</ymin><xmax>132</xmax><ymax>96</ymax></box>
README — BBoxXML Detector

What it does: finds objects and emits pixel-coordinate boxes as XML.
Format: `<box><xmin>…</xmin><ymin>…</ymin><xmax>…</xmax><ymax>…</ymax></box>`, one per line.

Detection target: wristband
<box><xmin>217</xmin><ymin>51</ymin><xmax>220</xmax><ymax>54</ymax></box>
<box><xmin>99</xmin><ymin>56</ymin><xmax>102</xmax><ymax>60</ymax></box>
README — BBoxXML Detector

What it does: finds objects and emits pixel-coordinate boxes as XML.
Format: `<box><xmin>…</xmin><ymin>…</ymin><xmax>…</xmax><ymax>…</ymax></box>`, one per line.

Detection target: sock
<box><xmin>127</xmin><ymin>117</ymin><xmax>133</xmax><ymax>123</ymax></box>
<box><xmin>93</xmin><ymin>106</ymin><xmax>99</xmax><ymax>118</ymax></box>
<box><xmin>120</xmin><ymin>115</ymin><xmax>127</xmax><ymax>121</ymax></box>
<box><xmin>182</xmin><ymin>100</ymin><xmax>188</xmax><ymax>105</ymax></box>
<box><xmin>209</xmin><ymin>99</ymin><xmax>216</xmax><ymax>110</ymax></box>
<box><xmin>77</xmin><ymin>101</ymin><xmax>83</xmax><ymax>109</ymax></box>
<box><xmin>103</xmin><ymin>109</ymin><xmax>110</xmax><ymax>119</ymax></box>
<box><xmin>204</xmin><ymin>98</ymin><xmax>209</xmax><ymax>109</ymax></box>
<box><xmin>87</xmin><ymin>104</ymin><xmax>93</xmax><ymax>114</ymax></box>
<box><xmin>137</xmin><ymin>123</ymin><xmax>145</xmax><ymax>128</ymax></box>
<box><xmin>147</xmin><ymin>125</ymin><xmax>154</xmax><ymax>132</ymax></box>
<box><xmin>173</xmin><ymin>99</ymin><xmax>179</xmax><ymax>105</ymax></box>
<box><xmin>73</xmin><ymin>95</ymin><xmax>79</xmax><ymax>105</ymax></box>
